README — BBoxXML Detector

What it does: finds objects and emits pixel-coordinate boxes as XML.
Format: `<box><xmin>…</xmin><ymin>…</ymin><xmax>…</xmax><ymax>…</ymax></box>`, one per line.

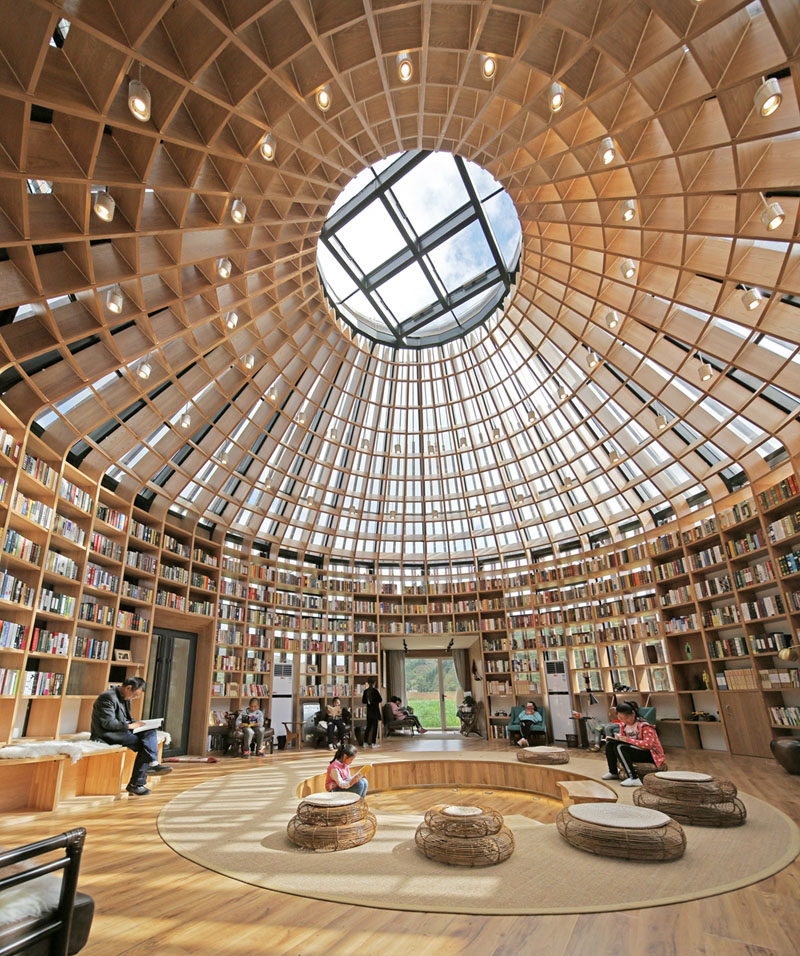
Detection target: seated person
<box><xmin>516</xmin><ymin>701</ymin><xmax>544</xmax><ymax>747</ymax></box>
<box><xmin>326</xmin><ymin>696</ymin><xmax>346</xmax><ymax>750</ymax></box>
<box><xmin>590</xmin><ymin>700</ymin><xmax>638</xmax><ymax>752</ymax></box>
<box><xmin>325</xmin><ymin>742</ymin><xmax>368</xmax><ymax>798</ymax></box>
<box><xmin>90</xmin><ymin>676</ymin><xmax>171</xmax><ymax>796</ymax></box>
<box><xmin>236</xmin><ymin>698</ymin><xmax>266</xmax><ymax>757</ymax></box>
<box><xmin>602</xmin><ymin>701</ymin><xmax>665</xmax><ymax>787</ymax></box>
<box><xmin>389</xmin><ymin>696</ymin><xmax>427</xmax><ymax>733</ymax></box>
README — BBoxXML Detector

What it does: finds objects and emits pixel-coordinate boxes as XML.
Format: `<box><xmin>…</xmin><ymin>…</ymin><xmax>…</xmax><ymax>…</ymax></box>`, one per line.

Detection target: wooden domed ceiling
<box><xmin>0</xmin><ymin>0</ymin><xmax>798</xmax><ymax>564</ymax></box>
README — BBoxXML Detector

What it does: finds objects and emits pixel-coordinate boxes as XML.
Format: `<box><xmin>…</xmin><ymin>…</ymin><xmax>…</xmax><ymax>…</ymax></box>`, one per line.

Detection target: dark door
<box><xmin>144</xmin><ymin>628</ymin><xmax>196</xmax><ymax>757</ymax></box>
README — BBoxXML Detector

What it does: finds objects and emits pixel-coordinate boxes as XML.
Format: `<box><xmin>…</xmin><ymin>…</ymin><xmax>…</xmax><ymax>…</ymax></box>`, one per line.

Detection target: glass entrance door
<box><xmin>144</xmin><ymin>628</ymin><xmax>196</xmax><ymax>756</ymax></box>
<box><xmin>404</xmin><ymin>656</ymin><xmax>459</xmax><ymax>731</ymax></box>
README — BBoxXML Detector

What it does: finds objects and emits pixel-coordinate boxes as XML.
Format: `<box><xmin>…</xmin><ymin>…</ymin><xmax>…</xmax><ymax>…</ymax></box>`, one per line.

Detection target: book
<box><xmin>134</xmin><ymin>717</ymin><xmax>163</xmax><ymax>733</ymax></box>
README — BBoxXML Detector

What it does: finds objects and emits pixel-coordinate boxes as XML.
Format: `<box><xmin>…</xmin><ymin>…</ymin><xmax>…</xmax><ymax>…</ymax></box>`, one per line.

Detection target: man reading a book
<box><xmin>90</xmin><ymin>676</ymin><xmax>171</xmax><ymax>795</ymax></box>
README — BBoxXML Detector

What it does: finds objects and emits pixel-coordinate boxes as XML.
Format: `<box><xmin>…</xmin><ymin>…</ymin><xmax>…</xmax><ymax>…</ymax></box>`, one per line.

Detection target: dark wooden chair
<box><xmin>0</xmin><ymin>828</ymin><xmax>93</xmax><ymax>956</ymax></box>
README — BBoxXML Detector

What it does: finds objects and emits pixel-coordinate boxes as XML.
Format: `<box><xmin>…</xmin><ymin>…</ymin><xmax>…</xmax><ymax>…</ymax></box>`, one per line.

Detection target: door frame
<box><xmin>146</xmin><ymin>627</ymin><xmax>197</xmax><ymax>757</ymax></box>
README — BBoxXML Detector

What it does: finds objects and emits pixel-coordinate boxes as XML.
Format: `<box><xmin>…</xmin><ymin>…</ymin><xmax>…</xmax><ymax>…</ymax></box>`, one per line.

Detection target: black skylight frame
<box><xmin>317</xmin><ymin>150</ymin><xmax>521</xmax><ymax>350</ymax></box>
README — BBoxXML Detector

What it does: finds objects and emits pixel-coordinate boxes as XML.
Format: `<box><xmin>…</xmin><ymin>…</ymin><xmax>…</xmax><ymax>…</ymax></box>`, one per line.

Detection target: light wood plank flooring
<box><xmin>1</xmin><ymin>737</ymin><xmax>798</xmax><ymax>956</ymax></box>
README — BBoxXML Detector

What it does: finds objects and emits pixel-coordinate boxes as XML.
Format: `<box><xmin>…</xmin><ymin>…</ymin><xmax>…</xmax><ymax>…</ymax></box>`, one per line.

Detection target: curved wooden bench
<box><xmin>557</xmin><ymin>780</ymin><xmax>617</xmax><ymax>807</ymax></box>
<box><xmin>296</xmin><ymin>758</ymin><xmax>594</xmax><ymax>800</ymax></box>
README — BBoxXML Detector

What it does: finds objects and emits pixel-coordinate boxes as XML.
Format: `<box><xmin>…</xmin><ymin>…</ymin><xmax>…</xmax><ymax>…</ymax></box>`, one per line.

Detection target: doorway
<box><xmin>144</xmin><ymin>628</ymin><xmax>196</xmax><ymax>757</ymax></box>
<box><xmin>404</xmin><ymin>656</ymin><xmax>459</xmax><ymax>731</ymax></box>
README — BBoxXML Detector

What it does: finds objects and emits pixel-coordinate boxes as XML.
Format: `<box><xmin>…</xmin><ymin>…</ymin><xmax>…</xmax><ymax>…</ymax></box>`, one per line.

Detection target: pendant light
<box><xmin>128</xmin><ymin>65</ymin><xmax>151</xmax><ymax>122</ymax></box>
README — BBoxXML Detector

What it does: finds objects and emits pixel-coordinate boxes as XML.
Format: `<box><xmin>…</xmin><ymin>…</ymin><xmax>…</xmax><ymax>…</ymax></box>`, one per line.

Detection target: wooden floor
<box><xmin>2</xmin><ymin>737</ymin><xmax>799</xmax><ymax>956</ymax></box>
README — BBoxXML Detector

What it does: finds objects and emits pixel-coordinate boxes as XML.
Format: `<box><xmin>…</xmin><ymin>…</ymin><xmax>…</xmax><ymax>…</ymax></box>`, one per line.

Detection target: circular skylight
<box><xmin>317</xmin><ymin>150</ymin><xmax>522</xmax><ymax>349</ymax></box>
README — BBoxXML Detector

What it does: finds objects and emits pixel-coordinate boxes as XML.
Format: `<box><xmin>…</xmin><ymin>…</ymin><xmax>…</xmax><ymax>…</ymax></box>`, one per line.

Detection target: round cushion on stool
<box><xmin>556</xmin><ymin>803</ymin><xmax>686</xmax><ymax>861</ymax></box>
<box><xmin>516</xmin><ymin>746</ymin><xmax>569</xmax><ymax>765</ymax></box>
<box><xmin>424</xmin><ymin>804</ymin><xmax>504</xmax><ymax>837</ymax></box>
<box><xmin>415</xmin><ymin>824</ymin><xmax>514</xmax><ymax>866</ymax></box>
<box><xmin>771</xmin><ymin>738</ymin><xmax>800</xmax><ymax>775</ymax></box>
<box><xmin>644</xmin><ymin>771</ymin><xmax>738</xmax><ymax>804</ymax></box>
<box><xmin>287</xmin><ymin>812</ymin><xmax>377</xmax><ymax>851</ymax></box>
<box><xmin>632</xmin><ymin>761</ymin><xmax>665</xmax><ymax>778</ymax></box>
<box><xmin>634</xmin><ymin>787</ymin><xmax>746</xmax><ymax>827</ymax></box>
<box><xmin>296</xmin><ymin>791</ymin><xmax>368</xmax><ymax>826</ymax></box>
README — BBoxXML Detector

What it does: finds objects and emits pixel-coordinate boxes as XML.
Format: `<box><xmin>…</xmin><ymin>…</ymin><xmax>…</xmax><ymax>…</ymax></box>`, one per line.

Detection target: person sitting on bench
<box><xmin>602</xmin><ymin>701</ymin><xmax>665</xmax><ymax>787</ymax></box>
<box><xmin>90</xmin><ymin>676</ymin><xmax>171</xmax><ymax>796</ymax></box>
<box><xmin>236</xmin><ymin>698</ymin><xmax>266</xmax><ymax>757</ymax></box>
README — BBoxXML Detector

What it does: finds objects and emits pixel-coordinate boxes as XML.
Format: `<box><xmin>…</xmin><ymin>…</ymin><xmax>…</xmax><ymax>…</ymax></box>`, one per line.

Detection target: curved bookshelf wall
<box><xmin>1</xmin><ymin>414</ymin><xmax>797</xmax><ymax>757</ymax></box>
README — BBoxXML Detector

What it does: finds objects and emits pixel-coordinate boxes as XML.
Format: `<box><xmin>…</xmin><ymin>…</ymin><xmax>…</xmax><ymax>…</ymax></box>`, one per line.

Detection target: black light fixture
<box><xmin>446</xmin><ymin>638</ymin><xmax>454</xmax><ymax>653</ymax></box>
<box><xmin>402</xmin><ymin>639</ymin><xmax>408</xmax><ymax>654</ymax></box>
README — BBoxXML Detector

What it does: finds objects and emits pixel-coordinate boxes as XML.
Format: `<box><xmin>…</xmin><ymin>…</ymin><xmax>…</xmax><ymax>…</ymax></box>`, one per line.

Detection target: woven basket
<box><xmin>415</xmin><ymin>823</ymin><xmax>515</xmax><ymax>866</ymax></box>
<box><xmin>643</xmin><ymin>772</ymin><xmax>738</xmax><ymax>805</ymax></box>
<box><xmin>556</xmin><ymin>806</ymin><xmax>686</xmax><ymax>861</ymax></box>
<box><xmin>297</xmin><ymin>797</ymin><xmax>369</xmax><ymax>826</ymax></box>
<box><xmin>424</xmin><ymin>804</ymin><xmax>504</xmax><ymax>838</ymax></box>
<box><xmin>633</xmin><ymin>789</ymin><xmax>747</xmax><ymax>827</ymax></box>
<box><xmin>632</xmin><ymin>761</ymin><xmax>666</xmax><ymax>778</ymax></box>
<box><xmin>516</xmin><ymin>746</ymin><xmax>569</xmax><ymax>765</ymax></box>
<box><xmin>287</xmin><ymin>812</ymin><xmax>377</xmax><ymax>851</ymax></box>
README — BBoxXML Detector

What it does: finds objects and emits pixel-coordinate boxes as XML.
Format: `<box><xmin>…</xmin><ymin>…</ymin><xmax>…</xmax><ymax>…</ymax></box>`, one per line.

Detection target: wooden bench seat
<box><xmin>556</xmin><ymin>780</ymin><xmax>618</xmax><ymax>807</ymax></box>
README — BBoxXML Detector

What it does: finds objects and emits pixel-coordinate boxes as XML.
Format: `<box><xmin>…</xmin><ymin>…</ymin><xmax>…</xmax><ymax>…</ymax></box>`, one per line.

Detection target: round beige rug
<box><xmin>157</xmin><ymin>752</ymin><xmax>800</xmax><ymax>915</ymax></box>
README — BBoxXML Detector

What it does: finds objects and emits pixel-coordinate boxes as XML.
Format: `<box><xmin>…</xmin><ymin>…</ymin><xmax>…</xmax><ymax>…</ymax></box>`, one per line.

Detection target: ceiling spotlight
<box><xmin>432</xmin><ymin>509</ymin><xmax>439</xmax><ymax>519</ymax></box>
<box><xmin>428</xmin><ymin>443</ymin><xmax>435</xmax><ymax>453</ymax></box>
<box><xmin>243</xmin><ymin>353</ymin><xmax>255</xmax><ymax>370</ymax></box>
<box><xmin>298</xmin><ymin>411</ymin><xmax>306</xmax><ymax>425</ymax></box>
<box><xmin>564</xmin><ymin>477</ymin><xmax>574</xmax><ymax>488</ymax></box>
<box><xmin>316</xmin><ymin>85</ymin><xmax>331</xmax><ymax>112</ymax></box>
<box><xmin>527</xmin><ymin>410</ymin><xmax>537</xmax><ymax>423</ymax></box>
<box><xmin>588</xmin><ymin>351</ymin><xmax>600</xmax><ymax>369</ymax></box>
<box><xmin>548</xmin><ymin>81</ymin><xmax>564</xmax><ymax>112</ymax></box>
<box><xmin>397</xmin><ymin>52</ymin><xmax>413</xmax><ymax>83</ymax></box>
<box><xmin>128</xmin><ymin>76</ymin><xmax>151</xmax><ymax>122</ymax></box>
<box><xmin>217</xmin><ymin>257</ymin><xmax>232</xmax><ymax>279</ymax></box>
<box><xmin>741</xmin><ymin>287</ymin><xmax>763</xmax><ymax>311</ymax></box>
<box><xmin>754</xmin><ymin>76</ymin><xmax>782</xmax><ymax>117</ymax></box>
<box><xmin>480</xmin><ymin>54</ymin><xmax>497</xmax><ymax>80</ymax></box>
<box><xmin>361</xmin><ymin>439</ymin><xmax>369</xmax><ymax>449</ymax></box>
<box><xmin>388</xmin><ymin>510</ymin><xmax>397</xmax><ymax>519</ymax></box>
<box><xmin>605</xmin><ymin>310</ymin><xmax>619</xmax><ymax>330</ymax></box>
<box><xmin>394</xmin><ymin>443</ymin><xmax>401</xmax><ymax>454</ymax></box>
<box><xmin>329</xmin><ymin>429</ymin><xmax>337</xmax><ymax>440</ymax></box>
<box><xmin>698</xmin><ymin>362</ymin><xmax>713</xmax><ymax>382</ymax></box>
<box><xmin>268</xmin><ymin>387</ymin><xmax>278</xmax><ymax>402</ymax></box>
<box><xmin>265</xmin><ymin>474</ymin><xmax>273</xmax><ymax>489</ymax></box>
<box><xmin>459</xmin><ymin>436</ymin><xmax>467</xmax><ymax>448</ymax></box>
<box><xmin>492</xmin><ymin>428</ymin><xmax>501</xmax><ymax>440</ymax></box>
<box><xmin>230</xmin><ymin>198</ymin><xmax>247</xmax><ymax>224</ymax></box>
<box><xmin>219</xmin><ymin>453</ymin><xmax>228</xmax><ymax>466</ymax></box>
<box><xmin>557</xmin><ymin>386</ymin><xmax>569</xmax><ymax>401</ymax></box>
<box><xmin>137</xmin><ymin>361</ymin><xmax>151</xmax><ymax>381</ymax></box>
<box><xmin>225</xmin><ymin>311</ymin><xmax>238</xmax><ymax>330</ymax></box>
<box><xmin>93</xmin><ymin>190</ymin><xmax>115</xmax><ymax>223</ymax></box>
<box><xmin>597</xmin><ymin>136</ymin><xmax>616</xmax><ymax>165</ymax></box>
<box><xmin>656</xmin><ymin>414</ymin><xmax>668</xmax><ymax>430</ymax></box>
<box><xmin>609</xmin><ymin>451</ymin><xmax>621</xmax><ymax>465</ymax></box>
<box><xmin>106</xmin><ymin>285</ymin><xmax>123</xmax><ymax>314</ymax></box>
<box><xmin>180</xmin><ymin>412</ymin><xmax>191</xmax><ymax>429</ymax></box>
<box><xmin>620</xmin><ymin>199</ymin><xmax>636</xmax><ymax>222</ymax></box>
<box><xmin>759</xmin><ymin>193</ymin><xmax>785</xmax><ymax>231</ymax></box>
<box><xmin>259</xmin><ymin>132</ymin><xmax>277</xmax><ymax>161</ymax></box>
<box><xmin>620</xmin><ymin>258</ymin><xmax>636</xmax><ymax>279</ymax></box>
<box><xmin>306</xmin><ymin>495</ymin><xmax>314</xmax><ymax>505</ymax></box>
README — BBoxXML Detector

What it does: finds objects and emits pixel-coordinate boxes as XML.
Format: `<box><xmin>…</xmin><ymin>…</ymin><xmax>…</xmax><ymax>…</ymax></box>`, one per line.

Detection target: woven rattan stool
<box><xmin>633</xmin><ymin>770</ymin><xmax>746</xmax><ymax>827</ymax></box>
<box><xmin>632</xmin><ymin>761</ymin><xmax>667</xmax><ymax>779</ymax></box>
<box><xmin>287</xmin><ymin>792</ymin><xmax>377</xmax><ymax>851</ymax></box>
<box><xmin>556</xmin><ymin>803</ymin><xmax>686</xmax><ymax>861</ymax></box>
<box><xmin>415</xmin><ymin>804</ymin><xmax>515</xmax><ymax>866</ymax></box>
<box><xmin>516</xmin><ymin>745</ymin><xmax>569</xmax><ymax>765</ymax></box>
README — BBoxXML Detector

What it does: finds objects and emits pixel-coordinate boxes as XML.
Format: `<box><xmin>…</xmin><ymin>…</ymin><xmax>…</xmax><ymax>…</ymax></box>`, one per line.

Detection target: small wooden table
<box><xmin>557</xmin><ymin>780</ymin><xmax>618</xmax><ymax>807</ymax></box>
<box><xmin>282</xmin><ymin>722</ymin><xmax>303</xmax><ymax>749</ymax></box>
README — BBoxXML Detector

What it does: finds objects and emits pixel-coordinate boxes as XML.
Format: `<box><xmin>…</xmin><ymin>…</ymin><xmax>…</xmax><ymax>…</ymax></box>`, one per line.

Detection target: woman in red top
<box><xmin>602</xmin><ymin>701</ymin><xmax>665</xmax><ymax>787</ymax></box>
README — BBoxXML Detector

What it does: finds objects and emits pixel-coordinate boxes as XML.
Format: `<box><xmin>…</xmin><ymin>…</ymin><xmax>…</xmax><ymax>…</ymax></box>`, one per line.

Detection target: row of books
<box><xmin>768</xmin><ymin>706</ymin><xmax>800</xmax><ymax>727</ymax></box>
<box><xmin>715</xmin><ymin>668</ymin><xmax>757</xmax><ymax>690</ymax></box>
<box><xmin>760</xmin><ymin>668</ymin><xmax>800</xmax><ymax>689</ymax></box>
<box><xmin>0</xmin><ymin>572</ymin><xmax>35</xmax><ymax>606</ymax></box>
<box><xmin>0</xmin><ymin>619</ymin><xmax>27</xmax><ymax>650</ymax></box>
<box><xmin>758</xmin><ymin>475</ymin><xmax>799</xmax><ymax>511</ymax></box>
<box><xmin>12</xmin><ymin>492</ymin><xmax>53</xmax><ymax>529</ymax></box>
<box><xmin>28</xmin><ymin>627</ymin><xmax>70</xmax><ymax>656</ymax></box>
<box><xmin>59</xmin><ymin>478</ymin><xmax>93</xmax><ymax>513</ymax></box>
<box><xmin>3</xmin><ymin>529</ymin><xmax>43</xmax><ymax>566</ymax></box>
<box><xmin>39</xmin><ymin>589</ymin><xmax>76</xmax><ymax>617</ymax></box>
<box><xmin>0</xmin><ymin>428</ymin><xmax>22</xmax><ymax>461</ymax></box>
<box><xmin>23</xmin><ymin>669</ymin><xmax>64</xmax><ymax>696</ymax></box>
<box><xmin>0</xmin><ymin>667</ymin><xmax>19</xmax><ymax>695</ymax></box>
<box><xmin>19</xmin><ymin>453</ymin><xmax>58</xmax><ymax>490</ymax></box>
<box><xmin>73</xmin><ymin>633</ymin><xmax>110</xmax><ymax>660</ymax></box>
